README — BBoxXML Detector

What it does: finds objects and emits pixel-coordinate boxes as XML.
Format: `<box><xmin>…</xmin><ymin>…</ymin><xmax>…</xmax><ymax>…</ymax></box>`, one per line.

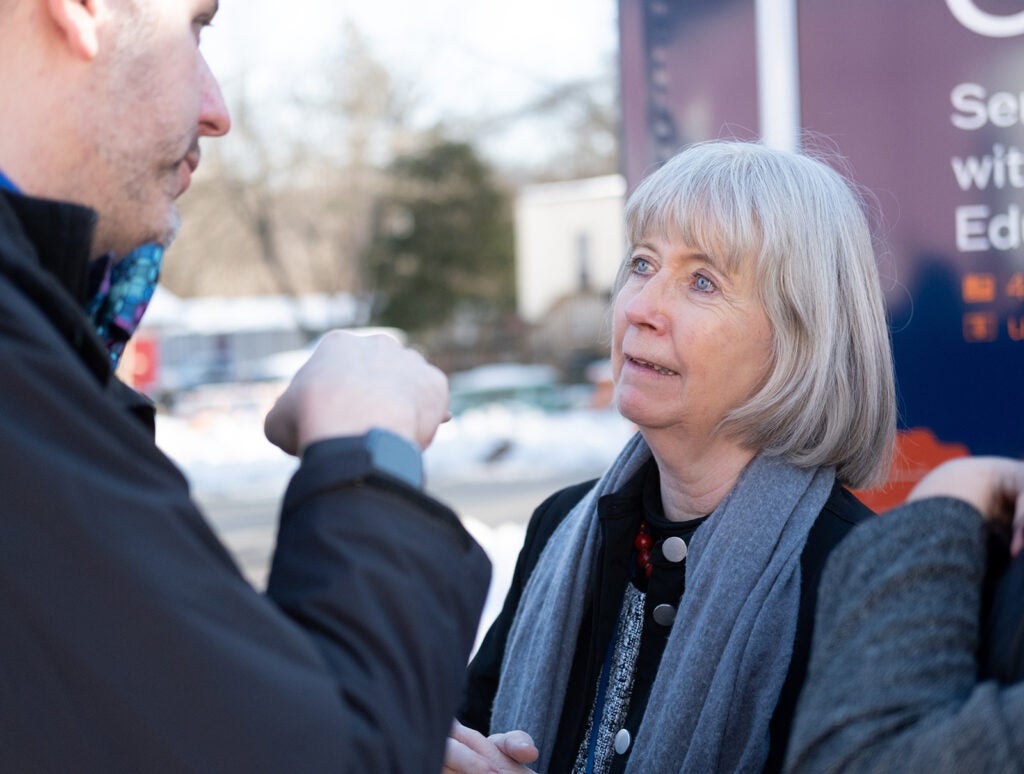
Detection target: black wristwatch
<box><xmin>360</xmin><ymin>427</ymin><xmax>424</xmax><ymax>489</ymax></box>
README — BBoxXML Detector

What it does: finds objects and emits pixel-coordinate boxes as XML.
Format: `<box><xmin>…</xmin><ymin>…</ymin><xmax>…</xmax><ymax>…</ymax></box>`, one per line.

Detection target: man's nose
<box><xmin>198</xmin><ymin>55</ymin><xmax>231</xmax><ymax>137</ymax></box>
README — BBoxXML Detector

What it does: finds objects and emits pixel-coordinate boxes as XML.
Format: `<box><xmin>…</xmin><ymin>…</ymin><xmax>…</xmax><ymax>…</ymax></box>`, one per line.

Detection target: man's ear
<box><xmin>46</xmin><ymin>0</ymin><xmax>103</xmax><ymax>60</ymax></box>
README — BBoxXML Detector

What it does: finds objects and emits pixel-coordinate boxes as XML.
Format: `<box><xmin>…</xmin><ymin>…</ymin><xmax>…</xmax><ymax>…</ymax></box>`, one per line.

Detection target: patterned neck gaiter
<box><xmin>85</xmin><ymin>244</ymin><xmax>164</xmax><ymax>369</ymax></box>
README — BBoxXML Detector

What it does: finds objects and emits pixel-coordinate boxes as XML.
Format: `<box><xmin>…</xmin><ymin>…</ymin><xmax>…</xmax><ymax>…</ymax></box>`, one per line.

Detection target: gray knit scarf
<box><xmin>491</xmin><ymin>433</ymin><xmax>835</xmax><ymax>773</ymax></box>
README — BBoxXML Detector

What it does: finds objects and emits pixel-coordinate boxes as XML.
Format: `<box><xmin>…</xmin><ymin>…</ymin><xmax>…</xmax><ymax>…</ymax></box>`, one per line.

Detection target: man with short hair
<box><xmin>0</xmin><ymin>1</ymin><xmax>490</xmax><ymax>770</ymax></box>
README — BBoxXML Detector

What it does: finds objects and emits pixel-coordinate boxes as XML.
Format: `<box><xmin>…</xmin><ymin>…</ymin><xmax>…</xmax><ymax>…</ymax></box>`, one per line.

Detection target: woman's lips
<box><xmin>625</xmin><ymin>355</ymin><xmax>679</xmax><ymax>376</ymax></box>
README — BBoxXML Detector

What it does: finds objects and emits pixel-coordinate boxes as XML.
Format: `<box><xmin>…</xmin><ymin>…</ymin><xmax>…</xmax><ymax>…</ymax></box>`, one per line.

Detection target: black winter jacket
<box><xmin>0</xmin><ymin>189</ymin><xmax>490</xmax><ymax>772</ymax></box>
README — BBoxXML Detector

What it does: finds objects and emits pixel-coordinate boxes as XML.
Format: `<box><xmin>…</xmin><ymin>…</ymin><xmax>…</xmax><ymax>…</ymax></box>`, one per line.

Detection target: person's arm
<box><xmin>457</xmin><ymin>499</ymin><xmax>548</xmax><ymax>733</ymax></box>
<box><xmin>785</xmin><ymin>479</ymin><xmax>1024</xmax><ymax>772</ymax></box>
<box><xmin>0</xmin><ymin>309</ymin><xmax>490</xmax><ymax>771</ymax></box>
<box><xmin>447</xmin><ymin>482</ymin><xmax>593</xmax><ymax>773</ymax></box>
<box><xmin>266</xmin><ymin>436</ymin><xmax>490</xmax><ymax>767</ymax></box>
<box><xmin>458</xmin><ymin>480</ymin><xmax>593</xmax><ymax>732</ymax></box>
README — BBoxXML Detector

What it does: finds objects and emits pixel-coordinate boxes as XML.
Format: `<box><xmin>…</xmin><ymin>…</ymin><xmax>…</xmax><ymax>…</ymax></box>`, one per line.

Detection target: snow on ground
<box><xmin>156</xmin><ymin>387</ymin><xmax>634</xmax><ymax>495</ymax></box>
<box><xmin>426</xmin><ymin>402</ymin><xmax>634</xmax><ymax>485</ymax></box>
<box><xmin>155</xmin><ymin>386</ymin><xmax>635</xmax><ymax>642</ymax></box>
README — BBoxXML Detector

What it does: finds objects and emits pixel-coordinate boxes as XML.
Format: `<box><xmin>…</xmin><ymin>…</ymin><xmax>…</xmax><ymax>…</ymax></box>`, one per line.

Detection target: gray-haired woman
<box><xmin>445</xmin><ymin>140</ymin><xmax>896</xmax><ymax>774</ymax></box>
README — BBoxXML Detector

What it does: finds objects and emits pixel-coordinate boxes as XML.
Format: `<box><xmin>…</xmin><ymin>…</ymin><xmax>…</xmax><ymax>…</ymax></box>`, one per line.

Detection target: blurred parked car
<box><xmin>449</xmin><ymin>363</ymin><xmax>592</xmax><ymax>415</ymax></box>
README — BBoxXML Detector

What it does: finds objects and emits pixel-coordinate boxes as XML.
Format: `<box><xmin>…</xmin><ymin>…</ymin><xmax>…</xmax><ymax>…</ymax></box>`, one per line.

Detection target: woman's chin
<box><xmin>615</xmin><ymin>399</ymin><xmax>667</xmax><ymax>432</ymax></box>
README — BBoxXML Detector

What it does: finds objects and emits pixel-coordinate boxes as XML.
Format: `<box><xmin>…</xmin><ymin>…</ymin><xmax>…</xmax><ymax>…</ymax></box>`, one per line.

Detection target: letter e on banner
<box><xmin>946</xmin><ymin>0</ymin><xmax>1024</xmax><ymax>38</ymax></box>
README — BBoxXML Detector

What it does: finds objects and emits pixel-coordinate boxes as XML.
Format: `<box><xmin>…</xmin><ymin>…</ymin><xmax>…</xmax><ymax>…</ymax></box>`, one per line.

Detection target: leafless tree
<box><xmin>166</xmin><ymin>22</ymin><xmax>417</xmax><ymax>312</ymax></box>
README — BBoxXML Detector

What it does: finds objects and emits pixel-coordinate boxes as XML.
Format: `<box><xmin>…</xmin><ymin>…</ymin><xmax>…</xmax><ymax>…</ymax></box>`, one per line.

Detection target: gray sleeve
<box><xmin>785</xmin><ymin>498</ymin><xmax>1024</xmax><ymax>773</ymax></box>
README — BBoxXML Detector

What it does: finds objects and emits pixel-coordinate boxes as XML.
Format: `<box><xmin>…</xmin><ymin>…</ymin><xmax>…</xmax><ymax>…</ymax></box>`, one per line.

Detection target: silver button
<box><xmin>662</xmin><ymin>536</ymin><xmax>688</xmax><ymax>563</ymax></box>
<box><xmin>653</xmin><ymin>603</ymin><xmax>677</xmax><ymax>626</ymax></box>
<box><xmin>614</xmin><ymin>728</ymin><xmax>631</xmax><ymax>754</ymax></box>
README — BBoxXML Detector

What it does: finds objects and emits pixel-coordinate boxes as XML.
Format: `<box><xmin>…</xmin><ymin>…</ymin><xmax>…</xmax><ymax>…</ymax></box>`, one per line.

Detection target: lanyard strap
<box><xmin>584</xmin><ymin>607</ymin><xmax>622</xmax><ymax>774</ymax></box>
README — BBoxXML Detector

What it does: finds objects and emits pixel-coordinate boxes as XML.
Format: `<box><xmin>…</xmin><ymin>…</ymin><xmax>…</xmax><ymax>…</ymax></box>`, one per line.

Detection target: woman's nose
<box><xmin>623</xmin><ymin>278</ymin><xmax>669</xmax><ymax>332</ymax></box>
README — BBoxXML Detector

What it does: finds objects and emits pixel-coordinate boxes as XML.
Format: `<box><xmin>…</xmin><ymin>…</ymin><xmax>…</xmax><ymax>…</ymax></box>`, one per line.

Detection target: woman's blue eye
<box><xmin>631</xmin><ymin>257</ymin><xmax>652</xmax><ymax>273</ymax></box>
<box><xmin>694</xmin><ymin>274</ymin><xmax>716</xmax><ymax>292</ymax></box>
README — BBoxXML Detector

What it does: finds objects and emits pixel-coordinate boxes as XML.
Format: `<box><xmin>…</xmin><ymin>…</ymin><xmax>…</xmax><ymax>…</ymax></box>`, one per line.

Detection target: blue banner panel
<box><xmin>800</xmin><ymin>0</ymin><xmax>1024</xmax><ymax>456</ymax></box>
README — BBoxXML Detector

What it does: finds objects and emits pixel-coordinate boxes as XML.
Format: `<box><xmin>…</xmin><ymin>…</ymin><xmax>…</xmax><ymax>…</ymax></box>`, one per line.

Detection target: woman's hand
<box><xmin>907</xmin><ymin>456</ymin><xmax>1024</xmax><ymax>555</ymax></box>
<box><xmin>442</xmin><ymin>719</ymin><xmax>538</xmax><ymax>774</ymax></box>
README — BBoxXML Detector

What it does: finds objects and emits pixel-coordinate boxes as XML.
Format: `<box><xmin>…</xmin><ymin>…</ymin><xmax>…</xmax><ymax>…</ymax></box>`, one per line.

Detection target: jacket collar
<box><xmin>0</xmin><ymin>189</ymin><xmax>97</xmax><ymax>303</ymax></box>
<box><xmin>0</xmin><ymin>189</ymin><xmax>111</xmax><ymax>383</ymax></box>
<box><xmin>598</xmin><ymin>455</ymin><xmax>655</xmax><ymax>521</ymax></box>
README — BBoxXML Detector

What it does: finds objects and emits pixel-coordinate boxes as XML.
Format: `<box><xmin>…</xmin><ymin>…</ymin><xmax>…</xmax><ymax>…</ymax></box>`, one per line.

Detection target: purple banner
<box><xmin>619</xmin><ymin>0</ymin><xmax>759</xmax><ymax>189</ymax></box>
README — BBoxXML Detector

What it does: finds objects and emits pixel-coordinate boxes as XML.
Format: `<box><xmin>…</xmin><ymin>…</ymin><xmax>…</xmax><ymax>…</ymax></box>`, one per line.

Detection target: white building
<box><xmin>515</xmin><ymin>174</ymin><xmax>626</xmax><ymax>325</ymax></box>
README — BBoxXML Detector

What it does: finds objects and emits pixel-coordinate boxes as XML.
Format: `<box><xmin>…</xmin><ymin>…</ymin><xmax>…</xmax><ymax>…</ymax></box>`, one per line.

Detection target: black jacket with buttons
<box><xmin>459</xmin><ymin>458</ymin><xmax>870</xmax><ymax>773</ymax></box>
<box><xmin>0</xmin><ymin>188</ymin><xmax>491</xmax><ymax>772</ymax></box>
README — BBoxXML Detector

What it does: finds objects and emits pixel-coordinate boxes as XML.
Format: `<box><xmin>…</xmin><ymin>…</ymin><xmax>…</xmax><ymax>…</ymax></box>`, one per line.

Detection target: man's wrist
<box><xmin>363</xmin><ymin>427</ymin><xmax>424</xmax><ymax>489</ymax></box>
<box><xmin>302</xmin><ymin>428</ymin><xmax>424</xmax><ymax>490</ymax></box>
<box><xmin>296</xmin><ymin>391</ymin><xmax>419</xmax><ymax>456</ymax></box>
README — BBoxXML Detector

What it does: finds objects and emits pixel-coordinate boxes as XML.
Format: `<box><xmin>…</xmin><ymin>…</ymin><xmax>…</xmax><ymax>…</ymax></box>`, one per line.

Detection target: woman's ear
<box><xmin>46</xmin><ymin>0</ymin><xmax>103</xmax><ymax>60</ymax></box>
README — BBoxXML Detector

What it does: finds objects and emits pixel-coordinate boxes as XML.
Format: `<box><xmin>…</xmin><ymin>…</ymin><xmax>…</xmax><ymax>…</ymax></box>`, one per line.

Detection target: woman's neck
<box><xmin>645</xmin><ymin>432</ymin><xmax>757</xmax><ymax>523</ymax></box>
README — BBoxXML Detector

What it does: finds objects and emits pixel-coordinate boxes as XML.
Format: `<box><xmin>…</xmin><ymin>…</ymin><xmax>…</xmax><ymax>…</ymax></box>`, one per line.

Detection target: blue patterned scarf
<box><xmin>85</xmin><ymin>244</ymin><xmax>164</xmax><ymax>369</ymax></box>
<box><xmin>0</xmin><ymin>167</ymin><xmax>162</xmax><ymax>370</ymax></box>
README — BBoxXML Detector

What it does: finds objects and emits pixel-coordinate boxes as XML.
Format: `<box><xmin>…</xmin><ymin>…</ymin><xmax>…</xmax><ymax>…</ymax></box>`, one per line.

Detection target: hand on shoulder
<box><xmin>907</xmin><ymin>456</ymin><xmax>1024</xmax><ymax>554</ymax></box>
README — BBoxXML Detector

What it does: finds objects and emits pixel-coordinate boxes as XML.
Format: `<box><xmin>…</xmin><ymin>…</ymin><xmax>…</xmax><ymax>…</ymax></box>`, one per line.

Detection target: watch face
<box><xmin>366</xmin><ymin>428</ymin><xmax>424</xmax><ymax>489</ymax></box>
